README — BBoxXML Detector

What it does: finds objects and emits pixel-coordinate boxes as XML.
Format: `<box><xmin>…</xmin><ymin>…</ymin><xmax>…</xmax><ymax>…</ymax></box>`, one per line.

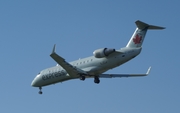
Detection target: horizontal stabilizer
<box><xmin>136</xmin><ymin>20</ymin><xmax>165</xmax><ymax>30</ymax></box>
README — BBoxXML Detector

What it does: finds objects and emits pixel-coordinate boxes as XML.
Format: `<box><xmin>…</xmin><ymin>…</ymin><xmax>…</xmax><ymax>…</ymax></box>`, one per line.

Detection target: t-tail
<box><xmin>126</xmin><ymin>20</ymin><xmax>165</xmax><ymax>48</ymax></box>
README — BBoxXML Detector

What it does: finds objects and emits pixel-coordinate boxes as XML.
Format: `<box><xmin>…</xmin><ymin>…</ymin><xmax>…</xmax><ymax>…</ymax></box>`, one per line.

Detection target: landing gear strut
<box><xmin>94</xmin><ymin>76</ymin><xmax>100</xmax><ymax>84</ymax></box>
<box><xmin>39</xmin><ymin>87</ymin><xmax>43</xmax><ymax>94</ymax></box>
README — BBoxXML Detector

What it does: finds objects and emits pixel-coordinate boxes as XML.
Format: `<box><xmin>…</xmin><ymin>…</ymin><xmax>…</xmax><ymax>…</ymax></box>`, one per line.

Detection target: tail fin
<box><xmin>126</xmin><ymin>20</ymin><xmax>165</xmax><ymax>48</ymax></box>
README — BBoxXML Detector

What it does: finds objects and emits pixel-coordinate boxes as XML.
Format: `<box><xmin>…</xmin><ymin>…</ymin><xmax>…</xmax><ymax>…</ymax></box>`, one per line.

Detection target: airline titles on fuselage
<box><xmin>42</xmin><ymin>70</ymin><xmax>66</xmax><ymax>80</ymax></box>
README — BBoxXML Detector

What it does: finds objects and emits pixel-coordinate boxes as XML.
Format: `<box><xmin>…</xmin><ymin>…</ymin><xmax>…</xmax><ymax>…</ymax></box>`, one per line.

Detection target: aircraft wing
<box><xmin>50</xmin><ymin>45</ymin><xmax>87</xmax><ymax>77</ymax></box>
<box><xmin>99</xmin><ymin>67</ymin><xmax>151</xmax><ymax>78</ymax></box>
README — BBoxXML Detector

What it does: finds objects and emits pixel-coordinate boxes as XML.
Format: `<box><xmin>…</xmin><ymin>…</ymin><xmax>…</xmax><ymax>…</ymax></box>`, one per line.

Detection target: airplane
<box><xmin>31</xmin><ymin>20</ymin><xmax>165</xmax><ymax>94</ymax></box>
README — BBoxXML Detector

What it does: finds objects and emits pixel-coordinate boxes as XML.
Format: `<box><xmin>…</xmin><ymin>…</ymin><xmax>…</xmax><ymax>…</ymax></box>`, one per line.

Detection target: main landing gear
<box><xmin>39</xmin><ymin>87</ymin><xmax>43</xmax><ymax>94</ymax></box>
<box><xmin>94</xmin><ymin>76</ymin><xmax>100</xmax><ymax>84</ymax></box>
<box><xmin>79</xmin><ymin>75</ymin><xmax>100</xmax><ymax>84</ymax></box>
<box><xmin>80</xmin><ymin>75</ymin><xmax>85</xmax><ymax>81</ymax></box>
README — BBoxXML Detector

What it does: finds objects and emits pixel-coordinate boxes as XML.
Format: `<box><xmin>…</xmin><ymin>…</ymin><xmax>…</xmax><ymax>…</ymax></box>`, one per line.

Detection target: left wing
<box><xmin>50</xmin><ymin>45</ymin><xmax>87</xmax><ymax>78</ymax></box>
<box><xmin>99</xmin><ymin>67</ymin><xmax>151</xmax><ymax>78</ymax></box>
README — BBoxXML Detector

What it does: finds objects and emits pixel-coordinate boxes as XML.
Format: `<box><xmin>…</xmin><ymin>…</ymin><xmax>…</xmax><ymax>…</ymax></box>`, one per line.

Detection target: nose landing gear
<box><xmin>38</xmin><ymin>87</ymin><xmax>43</xmax><ymax>94</ymax></box>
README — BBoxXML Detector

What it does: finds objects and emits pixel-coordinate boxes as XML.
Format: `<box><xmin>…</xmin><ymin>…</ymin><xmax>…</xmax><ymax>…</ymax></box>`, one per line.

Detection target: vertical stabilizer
<box><xmin>126</xmin><ymin>20</ymin><xmax>165</xmax><ymax>48</ymax></box>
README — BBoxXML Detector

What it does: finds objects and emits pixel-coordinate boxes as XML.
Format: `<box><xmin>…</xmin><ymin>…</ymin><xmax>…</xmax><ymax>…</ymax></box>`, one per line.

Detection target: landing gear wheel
<box><xmin>38</xmin><ymin>87</ymin><xmax>43</xmax><ymax>94</ymax></box>
<box><xmin>39</xmin><ymin>91</ymin><xmax>43</xmax><ymax>94</ymax></box>
<box><xmin>80</xmin><ymin>75</ymin><xmax>85</xmax><ymax>81</ymax></box>
<box><xmin>94</xmin><ymin>76</ymin><xmax>100</xmax><ymax>84</ymax></box>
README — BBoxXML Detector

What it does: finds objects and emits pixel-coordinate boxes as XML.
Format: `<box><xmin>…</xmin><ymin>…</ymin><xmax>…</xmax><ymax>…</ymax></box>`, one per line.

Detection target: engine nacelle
<box><xmin>93</xmin><ymin>48</ymin><xmax>115</xmax><ymax>58</ymax></box>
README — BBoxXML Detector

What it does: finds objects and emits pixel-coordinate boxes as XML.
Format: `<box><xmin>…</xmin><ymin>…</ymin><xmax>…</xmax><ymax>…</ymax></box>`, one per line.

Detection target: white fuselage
<box><xmin>31</xmin><ymin>20</ymin><xmax>164</xmax><ymax>95</ymax></box>
<box><xmin>31</xmin><ymin>47</ymin><xmax>141</xmax><ymax>87</ymax></box>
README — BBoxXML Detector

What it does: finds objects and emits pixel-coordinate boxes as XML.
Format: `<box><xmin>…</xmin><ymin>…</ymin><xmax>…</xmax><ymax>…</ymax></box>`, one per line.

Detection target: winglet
<box><xmin>52</xmin><ymin>44</ymin><xmax>56</xmax><ymax>54</ymax></box>
<box><xmin>146</xmin><ymin>67</ymin><xmax>151</xmax><ymax>75</ymax></box>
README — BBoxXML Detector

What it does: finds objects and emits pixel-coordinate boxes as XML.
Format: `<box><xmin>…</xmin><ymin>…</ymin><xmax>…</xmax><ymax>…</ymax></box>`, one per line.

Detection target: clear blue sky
<box><xmin>0</xmin><ymin>0</ymin><xmax>179</xmax><ymax>113</ymax></box>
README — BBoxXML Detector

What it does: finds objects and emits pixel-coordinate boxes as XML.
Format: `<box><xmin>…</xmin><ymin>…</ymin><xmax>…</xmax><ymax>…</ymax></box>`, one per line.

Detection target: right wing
<box><xmin>50</xmin><ymin>45</ymin><xmax>87</xmax><ymax>78</ymax></box>
<box><xmin>99</xmin><ymin>67</ymin><xmax>151</xmax><ymax>78</ymax></box>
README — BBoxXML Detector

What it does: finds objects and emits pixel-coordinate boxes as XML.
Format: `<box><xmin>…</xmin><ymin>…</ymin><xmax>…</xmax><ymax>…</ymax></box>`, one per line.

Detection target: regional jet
<box><xmin>31</xmin><ymin>20</ymin><xmax>165</xmax><ymax>94</ymax></box>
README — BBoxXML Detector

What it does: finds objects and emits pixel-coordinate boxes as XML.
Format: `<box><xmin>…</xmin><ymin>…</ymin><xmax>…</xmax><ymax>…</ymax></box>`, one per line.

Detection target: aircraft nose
<box><xmin>31</xmin><ymin>74</ymin><xmax>41</xmax><ymax>87</ymax></box>
<box><xmin>31</xmin><ymin>78</ymin><xmax>38</xmax><ymax>87</ymax></box>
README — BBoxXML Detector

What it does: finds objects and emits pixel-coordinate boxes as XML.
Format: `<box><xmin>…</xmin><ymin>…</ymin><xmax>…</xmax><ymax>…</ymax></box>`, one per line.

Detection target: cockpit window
<box><xmin>37</xmin><ymin>72</ymin><xmax>41</xmax><ymax>77</ymax></box>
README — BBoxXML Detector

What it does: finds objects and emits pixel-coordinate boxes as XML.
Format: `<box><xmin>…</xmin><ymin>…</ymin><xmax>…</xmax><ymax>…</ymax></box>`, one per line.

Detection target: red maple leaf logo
<box><xmin>133</xmin><ymin>34</ymin><xmax>142</xmax><ymax>44</ymax></box>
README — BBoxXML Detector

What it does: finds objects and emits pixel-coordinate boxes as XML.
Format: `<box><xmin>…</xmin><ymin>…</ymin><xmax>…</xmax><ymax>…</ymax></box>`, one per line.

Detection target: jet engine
<box><xmin>93</xmin><ymin>48</ymin><xmax>115</xmax><ymax>58</ymax></box>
